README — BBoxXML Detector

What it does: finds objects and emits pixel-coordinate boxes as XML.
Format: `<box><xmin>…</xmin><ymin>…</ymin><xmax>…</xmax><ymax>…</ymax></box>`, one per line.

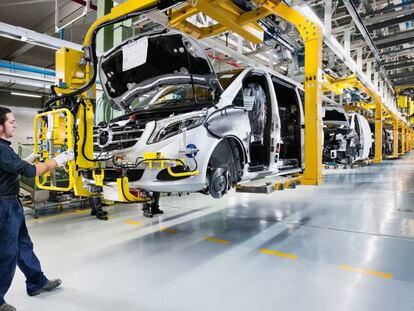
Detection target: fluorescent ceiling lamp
<box><xmin>10</xmin><ymin>91</ymin><xmax>42</xmax><ymax>98</ymax></box>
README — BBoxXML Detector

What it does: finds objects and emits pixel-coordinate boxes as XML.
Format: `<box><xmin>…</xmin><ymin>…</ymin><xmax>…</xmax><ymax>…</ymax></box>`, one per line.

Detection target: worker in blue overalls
<box><xmin>0</xmin><ymin>106</ymin><xmax>74</xmax><ymax>311</ymax></box>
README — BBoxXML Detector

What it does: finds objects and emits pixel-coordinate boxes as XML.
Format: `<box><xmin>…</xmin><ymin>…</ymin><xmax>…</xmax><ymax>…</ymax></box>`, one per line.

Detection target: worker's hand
<box><xmin>24</xmin><ymin>152</ymin><xmax>40</xmax><ymax>164</ymax></box>
<box><xmin>53</xmin><ymin>150</ymin><xmax>75</xmax><ymax>167</ymax></box>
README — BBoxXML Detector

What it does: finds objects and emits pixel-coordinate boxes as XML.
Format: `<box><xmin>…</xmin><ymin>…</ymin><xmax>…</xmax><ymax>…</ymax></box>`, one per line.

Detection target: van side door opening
<box><xmin>272</xmin><ymin>78</ymin><xmax>302</xmax><ymax>170</ymax></box>
<box><xmin>242</xmin><ymin>74</ymin><xmax>273</xmax><ymax>171</ymax></box>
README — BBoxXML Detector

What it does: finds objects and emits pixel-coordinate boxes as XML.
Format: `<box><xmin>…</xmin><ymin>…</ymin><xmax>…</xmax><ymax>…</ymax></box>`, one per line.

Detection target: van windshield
<box><xmin>129</xmin><ymin>84</ymin><xmax>215</xmax><ymax>111</ymax></box>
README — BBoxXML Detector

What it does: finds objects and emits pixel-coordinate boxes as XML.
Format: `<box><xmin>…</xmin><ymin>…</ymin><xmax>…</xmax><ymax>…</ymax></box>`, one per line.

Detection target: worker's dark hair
<box><xmin>0</xmin><ymin>106</ymin><xmax>12</xmax><ymax>127</ymax></box>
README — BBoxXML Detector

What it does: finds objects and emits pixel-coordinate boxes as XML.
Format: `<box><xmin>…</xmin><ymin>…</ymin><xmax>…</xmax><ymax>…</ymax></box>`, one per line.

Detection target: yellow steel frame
<box><xmin>329</xmin><ymin>75</ymin><xmax>384</xmax><ymax>163</ymax></box>
<box><xmin>142</xmin><ymin>152</ymin><xmax>200</xmax><ymax>177</ymax></box>
<box><xmin>254</xmin><ymin>0</ymin><xmax>324</xmax><ymax>185</ymax></box>
<box><xmin>392</xmin><ymin>118</ymin><xmax>399</xmax><ymax>158</ymax></box>
<box><xmin>395</xmin><ymin>88</ymin><xmax>414</xmax><ymax>153</ymax></box>
<box><xmin>170</xmin><ymin>0</ymin><xmax>325</xmax><ymax>184</ymax></box>
<box><xmin>51</xmin><ymin>49</ymin><xmax>97</xmax><ymax>197</ymax></box>
<box><xmin>169</xmin><ymin>0</ymin><xmax>264</xmax><ymax>43</ymax></box>
<box><xmin>34</xmin><ymin>108</ymin><xmax>75</xmax><ymax>191</ymax></box>
<box><xmin>401</xmin><ymin>124</ymin><xmax>406</xmax><ymax>156</ymax></box>
<box><xmin>116</xmin><ymin>177</ymin><xmax>150</xmax><ymax>203</ymax></box>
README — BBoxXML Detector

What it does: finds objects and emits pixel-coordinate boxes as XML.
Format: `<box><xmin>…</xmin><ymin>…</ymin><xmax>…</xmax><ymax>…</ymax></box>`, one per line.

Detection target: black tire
<box><xmin>206</xmin><ymin>140</ymin><xmax>239</xmax><ymax>198</ymax></box>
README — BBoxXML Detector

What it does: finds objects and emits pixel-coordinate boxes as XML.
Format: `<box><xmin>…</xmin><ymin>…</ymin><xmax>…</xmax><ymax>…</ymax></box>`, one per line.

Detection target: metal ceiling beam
<box><xmin>376</xmin><ymin>28</ymin><xmax>414</xmax><ymax>49</ymax></box>
<box><xmin>361</xmin><ymin>0</ymin><xmax>373</xmax><ymax>14</ymax></box>
<box><xmin>394</xmin><ymin>78</ymin><xmax>414</xmax><ymax>86</ymax></box>
<box><xmin>362</xmin><ymin>0</ymin><xmax>414</xmax><ymax>18</ymax></box>
<box><xmin>71</xmin><ymin>0</ymin><xmax>97</xmax><ymax>11</ymax></box>
<box><xmin>385</xmin><ymin>61</ymin><xmax>414</xmax><ymax>71</ymax></box>
<box><xmin>367</xmin><ymin>13</ymin><xmax>414</xmax><ymax>31</ymax></box>
<box><xmin>381</xmin><ymin>46</ymin><xmax>414</xmax><ymax>56</ymax></box>
<box><xmin>0</xmin><ymin>1</ymin><xmax>87</xmax><ymax>61</ymax></box>
<box><xmin>341</xmin><ymin>0</ymin><xmax>393</xmax><ymax>92</ymax></box>
<box><xmin>0</xmin><ymin>22</ymin><xmax>82</xmax><ymax>51</ymax></box>
<box><xmin>382</xmin><ymin>57</ymin><xmax>414</xmax><ymax>66</ymax></box>
<box><xmin>389</xmin><ymin>71</ymin><xmax>414</xmax><ymax>81</ymax></box>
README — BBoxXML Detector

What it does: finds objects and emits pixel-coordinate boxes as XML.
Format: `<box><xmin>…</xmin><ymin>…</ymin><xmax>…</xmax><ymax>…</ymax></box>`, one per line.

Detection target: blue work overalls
<box><xmin>0</xmin><ymin>197</ymin><xmax>48</xmax><ymax>305</ymax></box>
<box><xmin>0</xmin><ymin>137</ymin><xmax>49</xmax><ymax>304</ymax></box>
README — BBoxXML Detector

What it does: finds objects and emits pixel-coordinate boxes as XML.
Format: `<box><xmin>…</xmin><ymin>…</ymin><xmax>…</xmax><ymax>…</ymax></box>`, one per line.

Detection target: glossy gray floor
<box><xmin>8</xmin><ymin>152</ymin><xmax>414</xmax><ymax>311</ymax></box>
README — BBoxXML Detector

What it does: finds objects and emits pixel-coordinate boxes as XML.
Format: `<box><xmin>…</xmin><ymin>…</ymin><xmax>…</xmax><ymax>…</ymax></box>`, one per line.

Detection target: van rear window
<box><xmin>323</xmin><ymin>110</ymin><xmax>347</xmax><ymax>121</ymax></box>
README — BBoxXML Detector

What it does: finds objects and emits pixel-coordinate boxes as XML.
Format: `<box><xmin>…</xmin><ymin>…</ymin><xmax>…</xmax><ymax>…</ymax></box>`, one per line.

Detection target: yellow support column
<box><xmin>411</xmin><ymin>130</ymin><xmax>414</xmax><ymax>151</ymax></box>
<box><xmin>374</xmin><ymin>100</ymin><xmax>383</xmax><ymax>163</ymax></box>
<box><xmin>257</xmin><ymin>0</ymin><xmax>323</xmax><ymax>185</ymax></box>
<box><xmin>393</xmin><ymin>119</ymin><xmax>399</xmax><ymax>158</ymax></box>
<box><xmin>406</xmin><ymin>125</ymin><xmax>410</xmax><ymax>153</ymax></box>
<box><xmin>401</xmin><ymin>124</ymin><xmax>406</xmax><ymax>156</ymax></box>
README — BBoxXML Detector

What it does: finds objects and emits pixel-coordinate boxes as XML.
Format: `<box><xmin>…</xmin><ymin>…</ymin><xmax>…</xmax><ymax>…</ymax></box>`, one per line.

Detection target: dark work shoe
<box><xmin>91</xmin><ymin>209</ymin><xmax>107</xmax><ymax>217</ymax></box>
<box><xmin>143</xmin><ymin>209</ymin><xmax>153</xmax><ymax>218</ymax></box>
<box><xmin>151</xmin><ymin>205</ymin><xmax>164</xmax><ymax>215</ymax></box>
<box><xmin>0</xmin><ymin>303</ymin><xmax>16</xmax><ymax>311</ymax></box>
<box><xmin>28</xmin><ymin>279</ymin><xmax>62</xmax><ymax>296</ymax></box>
<box><xmin>95</xmin><ymin>209</ymin><xmax>108</xmax><ymax>221</ymax></box>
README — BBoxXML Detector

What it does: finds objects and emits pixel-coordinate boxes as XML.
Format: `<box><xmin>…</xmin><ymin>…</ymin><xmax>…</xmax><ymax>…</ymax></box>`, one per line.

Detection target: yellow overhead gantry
<box><xmin>35</xmin><ymin>0</ymin><xmax>325</xmax><ymax>196</ymax></box>
<box><xmin>323</xmin><ymin>74</ymin><xmax>414</xmax><ymax>161</ymax></box>
<box><xmin>324</xmin><ymin>74</ymin><xmax>384</xmax><ymax>163</ymax></box>
<box><xmin>396</xmin><ymin>87</ymin><xmax>414</xmax><ymax>155</ymax></box>
<box><xmin>167</xmin><ymin>0</ymin><xmax>324</xmax><ymax>185</ymax></box>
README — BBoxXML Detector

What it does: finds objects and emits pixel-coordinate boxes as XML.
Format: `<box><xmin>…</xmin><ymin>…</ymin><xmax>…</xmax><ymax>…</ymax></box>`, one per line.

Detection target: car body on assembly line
<box><xmin>322</xmin><ymin>105</ymin><xmax>372</xmax><ymax>165</ymax></box>
<box><xmin>85</xmin><ymin>29</ymin><xmax>305</xmax><ymax>201</ymax></box>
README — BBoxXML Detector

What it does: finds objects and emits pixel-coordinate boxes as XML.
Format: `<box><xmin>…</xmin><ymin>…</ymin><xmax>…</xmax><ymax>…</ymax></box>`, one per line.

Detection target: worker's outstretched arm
<box><xmin>34</xmin><ymin>150</ymin><xmax>75</xmax><ymax>176</ymax></box>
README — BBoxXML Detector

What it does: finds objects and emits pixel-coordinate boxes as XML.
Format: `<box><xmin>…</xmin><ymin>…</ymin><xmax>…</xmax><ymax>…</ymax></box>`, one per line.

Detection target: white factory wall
<box><xmin>0</xmin><ymin>91</ymin><xmax>43</xmax><ymax>150</ymax></box>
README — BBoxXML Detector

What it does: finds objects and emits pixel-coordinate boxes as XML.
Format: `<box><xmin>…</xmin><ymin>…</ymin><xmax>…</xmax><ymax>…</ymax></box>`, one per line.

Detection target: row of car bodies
<box><xmin>322</xmin><ymin>105</ymin><xmax>396</xmax><ymax>165</ymax></box>
<box><xmin>86</xmin><ymin>29</ymin><xmax>390</xmax><ymax>201</ymax></box>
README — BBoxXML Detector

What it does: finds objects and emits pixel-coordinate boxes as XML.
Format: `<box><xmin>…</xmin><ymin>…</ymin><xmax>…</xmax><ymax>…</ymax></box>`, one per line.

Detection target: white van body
<box><xmin>86</xmin><ymin>30</ymin><xmax>305</xmax><ymax>200</ymax></box>
<box><xmin>348</xmin><ymin>112</ymin><xmax>373</xmax><ymax>161</ymax></box>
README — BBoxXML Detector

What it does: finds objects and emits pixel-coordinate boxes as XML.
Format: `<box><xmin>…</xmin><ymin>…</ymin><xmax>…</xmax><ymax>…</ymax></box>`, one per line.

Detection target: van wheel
<box><xmin>209</xmin><ymin>168</ymin><xmax>230</xmax><ymax>199</ymax></box>
<box><xmin>206</xmin><ymin>140</ymin><xmax>240</xmax><ymax>198</ymax></box>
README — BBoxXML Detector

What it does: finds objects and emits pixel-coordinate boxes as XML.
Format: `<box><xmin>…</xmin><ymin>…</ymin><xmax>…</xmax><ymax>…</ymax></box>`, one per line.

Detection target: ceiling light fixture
<box><xmin>10</xmin><ymin>91</ymin><xmax>42</xmax><ymax>98</ymax></box>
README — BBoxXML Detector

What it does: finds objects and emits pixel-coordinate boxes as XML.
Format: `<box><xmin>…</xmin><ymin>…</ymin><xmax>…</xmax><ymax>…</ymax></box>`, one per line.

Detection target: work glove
<box><xmin>24</xmin><ymin>152</ymin><xmax>41</xmax><ymax>164</ymax></box>
<box><xmin>53</xmin><ymin>150</ymin><xmax>75</xmax><ymax>167</ymax></box>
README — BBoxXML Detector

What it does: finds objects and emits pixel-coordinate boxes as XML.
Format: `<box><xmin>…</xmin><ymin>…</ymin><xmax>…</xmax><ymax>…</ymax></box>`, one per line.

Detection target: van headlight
<box><xmin>148</xmin><ymin>115</ymin><xmax>206</xmax><ymax>144</ymax></box>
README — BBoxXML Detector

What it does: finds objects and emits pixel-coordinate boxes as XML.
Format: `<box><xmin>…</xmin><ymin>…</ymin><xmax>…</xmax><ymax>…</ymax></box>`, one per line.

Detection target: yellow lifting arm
<box><xmin>84</xmin><ymin>0</ymin><xmax>158</xmax><ymax>46</ymax></box>
<box><xmin>256</xmin><ymin>0</ymin><xmax>324</xmax><ymax>185</ymax></box>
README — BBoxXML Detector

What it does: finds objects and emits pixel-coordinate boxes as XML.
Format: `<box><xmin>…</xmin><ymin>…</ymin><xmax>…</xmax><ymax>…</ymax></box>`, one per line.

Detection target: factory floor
<box><xmin>8</xmin><ymin>152</ymin><xmax>414</xmax><ymax>311</ymax></box>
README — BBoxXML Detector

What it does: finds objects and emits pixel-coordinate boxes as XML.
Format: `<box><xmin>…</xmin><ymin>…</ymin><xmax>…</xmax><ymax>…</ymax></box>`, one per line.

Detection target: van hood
<box><xmin>99</xmin><ymin>30</ymin><xmax>222</xmax><ymax>111</ymax></box>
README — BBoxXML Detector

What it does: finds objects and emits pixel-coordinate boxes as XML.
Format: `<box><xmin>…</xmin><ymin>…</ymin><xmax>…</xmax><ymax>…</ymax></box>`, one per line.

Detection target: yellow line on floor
<box><xmin>160</xmin><ymin>227</ymin><xmax>179</xmax><ymax>233</ymax></box>
<box><xmin>204</xmin><ymin>236</ymin><xmax>230</xmax><ymax>245</ymax></box>
<box><xmin>259</xmin><ymin>249</ymin><xmax>298</xmax><ymax>260</ymax></box>
<box><xmin>338</xmin><ymin>265</ymin><xmax>393</xmax><ymax>279</ymax></box>
<box><xmin>73</xmin><ymin>209</ymin><xmax>90</xmax><ymax>215</ymax></box>
<box><xmin>123</xmin><ymin>219</ymin><xmax>143</xmax><ymax>226</ymax></box>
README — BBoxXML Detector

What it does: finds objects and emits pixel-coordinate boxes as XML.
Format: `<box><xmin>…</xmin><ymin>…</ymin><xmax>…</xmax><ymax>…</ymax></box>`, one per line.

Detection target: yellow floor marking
<box><xmin>259</xmin><ymin>249</ymin><xmax>298</xmax><ymax>260</ymax></box>
<box><xmin>338</xmin><ymin>265</ymin><xmax>393</xmax><ymax>279</ymax></box>
<box><xmin>160</xmin><ymin>227</ymin><xmax>179</xmax><ymax>233</ymax></box>
<box><xmin>203</xmin><ymin>236</ymin><xmax>230</xmax><ymax>245</ymax></box>
<box><xmin>123</xmin><ymin>219</ymin><xmax>143</xmax><ymax>226</ymax></box>
<box><xmin>73</xmin><ymin>209</ymin><xmax>90</xmax><ymax>214</ymax></box>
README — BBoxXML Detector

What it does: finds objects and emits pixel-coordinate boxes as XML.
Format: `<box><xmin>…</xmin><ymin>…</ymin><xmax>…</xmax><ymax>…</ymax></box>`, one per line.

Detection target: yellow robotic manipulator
<box><xmin>33</xmin><ymin>0</ymin><xmax>184</xmax><ymax>203</ymax></box>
